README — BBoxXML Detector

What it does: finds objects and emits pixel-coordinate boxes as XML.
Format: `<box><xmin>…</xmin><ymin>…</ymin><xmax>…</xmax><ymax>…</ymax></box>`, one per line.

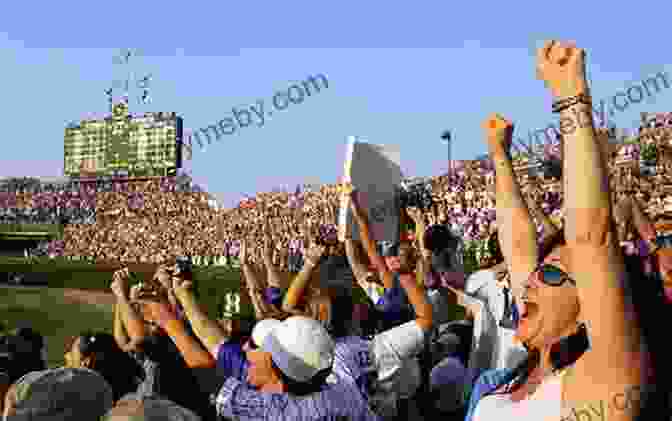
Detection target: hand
<box><xmin>482</xmin><ymin>113</ymin><xmax>514</xmax><ymax>158</ymax></box>
<box><xmin>338</xmin><ymin>181</ymin><xmax>354</xmax><ymax>198</ymax></box>
<box><xmin>129</xmin><ymin>283</ymin><xmax>142</xmax><ymax>301</ymax></box>
<box><xmin>536</xmin><ymin>40</ymin><xmax>588</xmax><ymax>99</ymax></box>
<box><xmin>407</xmin><ymin>207</ymin><xmax>425</xmax><ymax>226</ymax></box>
<box><xmin>137</xmin><ymin>299</ymin><xmax>175</xmax><ymax>327</ymax></box>
<box><xmin>111</xmin><ymin>268</ymin><xmax>131</xmax><ymax>300</ymax></box>
<box><xmin>172</xmin><ymin>273</ymin><xmax>194</xmax><ymax>300</ymax></box>
<box><xmin>305</xmin><ymin>244</ymin><xmax>326</xmax><ymax>266</ymax></box>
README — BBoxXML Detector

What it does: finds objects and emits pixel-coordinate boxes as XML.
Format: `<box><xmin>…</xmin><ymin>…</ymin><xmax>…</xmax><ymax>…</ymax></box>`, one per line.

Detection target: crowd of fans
<box><xmin>2</xmin><ymin>41</ymin><xmax>672</xmax><ymax>420</ymax></box>
<box><xmin>2</xmin><ymin>120</ymin><xmax>671</xmax><ymax>269</ymax></box>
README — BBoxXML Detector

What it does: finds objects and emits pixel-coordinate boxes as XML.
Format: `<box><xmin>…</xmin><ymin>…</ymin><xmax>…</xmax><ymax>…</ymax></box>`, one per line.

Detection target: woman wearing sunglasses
<box><xmin>466</xmin><ymin>41</ymin><xmax>653</xmax><ymax>421</ymax></box>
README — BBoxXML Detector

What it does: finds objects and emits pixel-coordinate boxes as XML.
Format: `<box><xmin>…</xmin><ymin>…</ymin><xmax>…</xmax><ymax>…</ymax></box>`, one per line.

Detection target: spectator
<box><xmin>139</xmin><ymin>247</ymin><xmax>433</xmax><ymax>420</ymax></box>
<box><xmin>63</xmin><ymin>331</ymin><xmax>141</xmax><ymax>402</ymax></box>
<box><xmin>2</xmin><ymin>367</ymin><xmax>113</xmax><ymax>420</ymax></box>
<box><xmin>111</xmin><ymin>268</ymin><xmax>215</xmax><ymax>419</ymax></box>
<box><xmin>467</xmin><ymin>42</ymin><xmax>647</xmax><ymax>421</ymax></box>
<box><xmin>102</xmin><ymin>396</ymin><xmax>202</xmax><ymax>421</ymax></box>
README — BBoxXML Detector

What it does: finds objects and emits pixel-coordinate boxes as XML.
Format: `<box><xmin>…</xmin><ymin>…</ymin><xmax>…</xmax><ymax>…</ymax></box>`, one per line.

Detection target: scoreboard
<box><xmin>64</xmin><ymin>102</ymin><xmax>184</xmax><ymax>177</ymax></box>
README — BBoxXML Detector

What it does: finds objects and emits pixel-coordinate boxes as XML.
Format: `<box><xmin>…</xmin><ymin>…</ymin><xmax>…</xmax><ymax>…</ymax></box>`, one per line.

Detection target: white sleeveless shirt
<box><xmin>472</xmin><ymin>371</ymin><xmax>566</xmax><ymax>421</ymax></box>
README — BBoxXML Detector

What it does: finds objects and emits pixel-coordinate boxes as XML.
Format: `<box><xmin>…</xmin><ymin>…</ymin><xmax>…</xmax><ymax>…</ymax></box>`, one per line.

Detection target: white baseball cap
<box><xmin>250</xmin><ymin>318</ymin><xmax>282</xmax><ymax>349</ymax></box>
<box><xmin>259</xmin><ymin>316</ymin><xmax>335</xmax><ymax>383</ymax></box>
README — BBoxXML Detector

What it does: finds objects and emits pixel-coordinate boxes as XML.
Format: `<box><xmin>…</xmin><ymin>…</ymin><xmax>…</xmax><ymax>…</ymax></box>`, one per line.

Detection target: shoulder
<box><xmin>215</xmin><ymin>341</ymin><xmax>247</xmax><ymax>379</ymax></box>
<box><xmin>465</xmin><ymin>270</ymin><xmax>497</xmax><ymax>293</ymax></box>
<box><xmin>214</xmin><ymin>377</ymin><xmax>272</xmax><ymax>419</ymax></box>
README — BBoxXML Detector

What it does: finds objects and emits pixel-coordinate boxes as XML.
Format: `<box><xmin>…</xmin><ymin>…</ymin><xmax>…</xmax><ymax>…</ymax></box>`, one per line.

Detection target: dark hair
<box><xmin>484</xmin><ymin>231</ymin><xmax>504</xmax><ymax>267</ymax></box>
<box><xmin>492</xmin><ymin>324</ymin><xmax>589</xmax><ymax>395</ymax></box>
<box><xmin>76</xmin><ymin>331</ymin><xmax>142</xmax><ymax>401</ymax></box>
<box><xmin>328</xmin><ymin>292</ymin><xmax>354</xmax><ymax>338</ymax></box>
<box><xmin>423</xmin><ymin>224</ymin><xmax>459</xmax><ymax>253</ymax></box>
<box><xmin>0</xmin><ymin>328</ymin><xmax>46</xmax><ymax>384</ymax></box>
<box><xmin>270</xmin><ymin>359</ymin><xmax>331</xmax><ymax>396</ymax></box>
<box><xmin>489</xmin><ymin>229</ymin><xmax>581</xmax><ymax>395</ymax></box>
<box><xmin>537</xmin><ymin>230</ymin><xmax>566</xmax><ymax>263</ymax></box>
<box><xmin>621</xmin><ymin>253</ymin><xmax>670</xmax><ymax>417</ymax></box>
<box><xmin>491</xmin><ymin>239</ymin><xmax>669</xmax><ymax>417</ymax></box>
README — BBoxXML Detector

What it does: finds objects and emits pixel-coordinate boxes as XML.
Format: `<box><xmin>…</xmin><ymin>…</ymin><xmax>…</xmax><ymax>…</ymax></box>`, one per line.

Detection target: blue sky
<box><xmin>1</xmin><ymin>0</ymin><xmax>670</xmax><ymax>208</ymax></box>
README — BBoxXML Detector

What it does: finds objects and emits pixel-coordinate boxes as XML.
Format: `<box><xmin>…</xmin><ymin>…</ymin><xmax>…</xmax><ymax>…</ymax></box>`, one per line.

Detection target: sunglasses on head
<box><xmin>532</xmin><ymin>264</ymin><xmax>575</xmax><ymax>287</ymax></box>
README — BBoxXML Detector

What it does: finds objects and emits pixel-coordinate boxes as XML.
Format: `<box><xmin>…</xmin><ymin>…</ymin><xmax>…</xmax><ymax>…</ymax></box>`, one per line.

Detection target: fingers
<box><xmin>538</xmin><ymin>40</ymin><xmax>556</xmax><ymax>63</ymax></box>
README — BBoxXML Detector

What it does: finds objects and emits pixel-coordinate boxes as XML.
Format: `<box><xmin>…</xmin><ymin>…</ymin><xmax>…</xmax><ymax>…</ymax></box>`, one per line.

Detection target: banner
<box><xmin>338</xmin><ymin>136</ymin><xmax>403</xmax><ymax>242</ymax></box>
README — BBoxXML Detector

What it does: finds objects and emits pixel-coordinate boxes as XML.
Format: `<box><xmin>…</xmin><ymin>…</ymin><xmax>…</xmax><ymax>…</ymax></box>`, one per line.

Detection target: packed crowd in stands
<box><xmin>1</xmin><ymin>41</ymin><xmax>672</xmax><ymax>420</ymax></box>
<box><xmin>4</xmin><ymin>123</ymin><xmax>672</xmax><ymax>269</ymax></box>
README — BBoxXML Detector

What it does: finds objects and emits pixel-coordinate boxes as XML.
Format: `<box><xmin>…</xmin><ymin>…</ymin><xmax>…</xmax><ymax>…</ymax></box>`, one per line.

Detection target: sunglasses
<box><xmin>531</xmin><ymin>264</ymin><xmax>575</xmax><ymax>287</ymax></box>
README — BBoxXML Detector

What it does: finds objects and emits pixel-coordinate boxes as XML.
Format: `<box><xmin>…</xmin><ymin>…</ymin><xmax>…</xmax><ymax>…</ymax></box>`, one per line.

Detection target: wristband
<box><xmin>553</xmin><ymin>93</ymin><xmax>592</xmax><ymax>113</ymax></box>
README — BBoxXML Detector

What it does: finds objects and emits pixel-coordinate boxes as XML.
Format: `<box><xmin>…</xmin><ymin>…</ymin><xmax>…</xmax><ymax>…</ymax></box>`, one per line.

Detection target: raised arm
<box><xmin>281</xmin><ymin>243</ymin><xmax>325</xmax><ymax>314</ymax></box>
<box><xmin>112</xmin><ymin>302</ymin><xmax>130</xmax><ymax>350</ymax></box>
<box><xmin>537</xmin><ymin>40</ymin><xmax>642</xmax><ymax>410</ymax></box>
<box><xmin>138</xmin><ymin>296</ymin><xmax>216</xmax><ymax>369</ymax></box>
<box><xmin>164</xmin><ymin>271</ymin><xmax>226</xmax><ymax>365</ymax></box>
<box><xmin>525</xmin><ymin>180</ymin><xmax>561</xmax><ymax>243</ymax></box>
<box><xmin>482</xmin><ymin>115</ymin><xmax>538</xmax><ymax>297</ymax></box>
<box><xmin>406</xmin><ymin>207</ymin><xmax>430</xmax><ymax>280</ymax></box>
<box><xmin>262</xmin><ymin>226</ymin><xmax>285</xmax><ymax>289</ymax></box>
<box><xmin>110</xmin><ymin>268</ymin><xmax>147</xmax><ymax>345</ymax></box>
<box><xmin>343</xmin><ymin>184</ymin><xmax>395</xmax><ymax>289</ymax></box>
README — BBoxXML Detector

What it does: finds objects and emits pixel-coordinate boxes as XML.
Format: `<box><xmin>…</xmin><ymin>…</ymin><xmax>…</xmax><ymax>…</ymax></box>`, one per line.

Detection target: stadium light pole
<box><xmin>441</xmin><ymin>130</ymin><xmax>452</xmax><ymax>180</ymax></box>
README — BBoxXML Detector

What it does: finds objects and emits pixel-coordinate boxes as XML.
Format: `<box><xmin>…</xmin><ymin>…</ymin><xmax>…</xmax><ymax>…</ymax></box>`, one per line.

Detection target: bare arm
<box><xmin>113</xmin><ymin>303</ymin><xmax>130</xmax><ymax>350</ymax></box>
<box><xmin>399</xmin><ymin>272</ymin><xmax>433</xmax><ymax>332</ymax></box>
<box><xmin>407</xmin><ymin>207</ymin><xmax>429</xmax><ymax>284</ymax></box>
<box><xmin>111</xmin><ymin>269</ymin><xmax>147</xmax><ymax>343</ymax></box>
<box><xmin>263</xmin><ymin>229</ymin><xmax>285</xmax><ymax>289</ymax></box>
<box><xmin>172</xmin><ymin>290</ymin><xmax>229</xmax><ymax>363</ymax></box>
<box><xmin>444</xmin><ymin>284</ymin><xmax>482</xmax><ymax>320</ymax></box>
<box><xmin>345</xmin><ymin>238</ymin><xmax>375</xmax><ymax>288</ymax></box>
<box><xmin>282</xmin><ymin>244</ymin><xmax>324</xmax><ymax>313</ymax></box>
<box><xmin>538</xmin><ymin>42</ymin><xmax>642</xmax><ymax>408</ymax></box>
<box><xmin>349</xmin><ymin>191</ymin><xmax>395</xmax><ymax>289</ymax></box>
<box><xmin>116</xmin><ymin>296</ymin><xmax>147</xmax><ymax>343</ymax></box>
<box><xmin>526</xmin><ymin>185</ymin><xmax>560</xmax><ymax>242</ymax></box>
<box><xmin>147</xmin><ymin>302</ymin><xmax>216</xmax><ymax>368</ymax></box>
<box><xmin>483</xmin><ymin>115</ymin><xmax>538</xmax><ymax>297</ymax></box>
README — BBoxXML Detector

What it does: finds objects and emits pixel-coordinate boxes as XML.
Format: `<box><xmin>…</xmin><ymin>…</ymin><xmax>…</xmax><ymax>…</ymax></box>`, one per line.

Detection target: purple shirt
<box><xmin>216</xmin><ymin>342</ymin><xmax>248</xmax><ymax>382</ymax></box>
<box><xmin>213</xmin><ymin>337</ymin><xmax>380</xmax><ymax>421</ymax></box>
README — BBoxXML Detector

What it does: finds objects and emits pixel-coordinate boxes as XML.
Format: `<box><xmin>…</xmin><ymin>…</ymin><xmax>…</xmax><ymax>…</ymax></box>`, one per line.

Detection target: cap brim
<box><xmin>251</xmin><ymin>319</ymin><xmax>282</xmax><ymax>349</ymax></box>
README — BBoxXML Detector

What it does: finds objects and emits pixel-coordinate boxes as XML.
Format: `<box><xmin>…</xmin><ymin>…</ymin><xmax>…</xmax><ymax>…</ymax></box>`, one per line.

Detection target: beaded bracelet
<box><xmin>552</xmin><ymin>93</ymin><xmax>592</xmax><ymax>113</ymax></box>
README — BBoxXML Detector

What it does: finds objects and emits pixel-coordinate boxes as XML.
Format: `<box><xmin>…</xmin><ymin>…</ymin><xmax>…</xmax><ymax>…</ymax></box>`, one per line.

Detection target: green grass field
<box><xmin>0</xmin><ymin>257</ymin><xmax>465</xmax><ymax>368</ymax></box>
<box><xmin>0</xmin><ymin>287</ymin><xmax>114</xmax><ymax>368</ymax></box>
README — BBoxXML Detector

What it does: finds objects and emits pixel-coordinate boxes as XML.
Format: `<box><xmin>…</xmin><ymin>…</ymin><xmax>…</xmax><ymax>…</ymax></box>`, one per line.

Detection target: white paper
<box><xmin>338</xmin><ymin>137</ymin><xmax>403</xmax><ymax>242</ymax></box>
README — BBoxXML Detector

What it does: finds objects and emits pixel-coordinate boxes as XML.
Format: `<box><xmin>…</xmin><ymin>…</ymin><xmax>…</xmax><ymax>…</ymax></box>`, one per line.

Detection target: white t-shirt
<box><xmin>465</xmin><ymin>269</ymin><xmax>528</xmax><ymax>373</ymax></box>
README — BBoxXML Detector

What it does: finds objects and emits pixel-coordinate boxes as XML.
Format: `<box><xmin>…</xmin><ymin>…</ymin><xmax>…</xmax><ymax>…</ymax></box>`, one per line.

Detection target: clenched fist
<box><xmin>536</xmin><ymin>40</ymin><xmax>589</xmax><ymax>99</ymax></box>
<box><xmin>482</xmin><ymin>113</ymin><xmax>514</xmax><ymax>158</ymax></box>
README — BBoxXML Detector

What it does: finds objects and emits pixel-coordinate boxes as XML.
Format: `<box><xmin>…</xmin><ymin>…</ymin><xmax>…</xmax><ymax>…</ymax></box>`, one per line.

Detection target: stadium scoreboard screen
<box><xmin>64</xmin><ymin>102</ymin><xmax>184</xmax><ymax>177</ymax></box>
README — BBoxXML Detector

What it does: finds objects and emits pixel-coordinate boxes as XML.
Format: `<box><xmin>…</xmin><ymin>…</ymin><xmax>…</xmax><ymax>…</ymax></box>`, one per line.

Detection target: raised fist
<box><xmin>536</xmin><ymin>40</ymin><xmax>589</xmax><ymax>99</ymax></box>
